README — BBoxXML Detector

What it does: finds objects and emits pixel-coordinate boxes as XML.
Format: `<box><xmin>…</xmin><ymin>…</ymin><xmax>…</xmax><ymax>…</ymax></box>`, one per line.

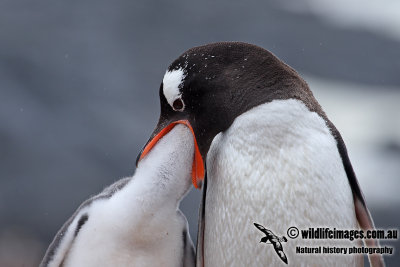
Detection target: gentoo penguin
<box><xmin>137</xmin><ymin>42</ymin><xmax>385</xmax><ymax>266</ymax></box>
<box><xmin>40</xmin><ymin>124</ymin><xmax>196</xmax><ymax>267</ymax></box>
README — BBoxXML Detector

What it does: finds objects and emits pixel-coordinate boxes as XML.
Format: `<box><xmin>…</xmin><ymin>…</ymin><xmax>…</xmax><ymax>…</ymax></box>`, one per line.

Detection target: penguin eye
<box><xmin>172</xmin><ymin>98</ymin><xmax>184</xmax><ymax>111</ymax></box>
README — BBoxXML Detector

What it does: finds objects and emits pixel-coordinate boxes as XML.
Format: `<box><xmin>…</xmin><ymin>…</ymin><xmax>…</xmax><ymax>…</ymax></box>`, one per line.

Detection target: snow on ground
<box><xmin>307</xmin><ymin>75</ymin><xmax>400</xmax><ymax>207</ymax></box>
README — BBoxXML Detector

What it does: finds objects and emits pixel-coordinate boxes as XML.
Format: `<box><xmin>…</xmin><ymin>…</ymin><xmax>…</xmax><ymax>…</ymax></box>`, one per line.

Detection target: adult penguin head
<box><xmin>136</xmin><ymin>42</ymin><xmax>312</xmax><ymax>188</ymax></box>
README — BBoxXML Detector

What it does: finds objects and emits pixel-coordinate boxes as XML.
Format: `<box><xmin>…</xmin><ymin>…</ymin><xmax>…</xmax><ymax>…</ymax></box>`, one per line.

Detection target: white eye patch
<box><xmin>162</xmin><ymin>68</ymin><xmax>186</xmax><ymax>109</ymax></box>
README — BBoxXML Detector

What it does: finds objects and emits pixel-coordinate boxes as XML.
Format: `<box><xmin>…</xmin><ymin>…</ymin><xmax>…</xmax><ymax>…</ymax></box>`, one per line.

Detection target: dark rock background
<box><xmin>0</xmin><ymin>0</ymin><xmax>398</xmax><ymax>266</ymax></box>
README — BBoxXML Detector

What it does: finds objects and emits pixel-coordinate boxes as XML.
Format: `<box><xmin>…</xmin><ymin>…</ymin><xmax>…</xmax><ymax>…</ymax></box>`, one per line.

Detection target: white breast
<box><xmin>61</xmin><ymin>201</ymin><xmax>185</xmax><ymax>267</ymax></box>
<box><xmin>204</xmin><ymin>99</ymin><xmax>362</xmax><ymax>266</ymax></box>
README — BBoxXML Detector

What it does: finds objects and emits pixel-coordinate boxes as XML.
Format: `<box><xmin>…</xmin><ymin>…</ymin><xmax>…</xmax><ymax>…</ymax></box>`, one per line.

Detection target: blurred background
<box><xmin>0</xmin><ymin>0</ymin><xmax>399</xmax><ymax>266</ymax></box>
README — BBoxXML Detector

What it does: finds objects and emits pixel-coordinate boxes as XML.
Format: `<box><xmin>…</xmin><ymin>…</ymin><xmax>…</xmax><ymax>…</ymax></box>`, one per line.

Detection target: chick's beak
<box><xmin>136</xmin><ymin>120</ymin><xmax>204</xmax><ymax>189</ymax></box>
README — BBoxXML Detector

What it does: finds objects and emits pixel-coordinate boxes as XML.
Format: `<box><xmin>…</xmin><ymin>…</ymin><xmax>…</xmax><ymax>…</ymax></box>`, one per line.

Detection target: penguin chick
<box><xmin>40</xmin><ymin>124</ymin><xmax>196</xmax><ymax>267</ymax></box>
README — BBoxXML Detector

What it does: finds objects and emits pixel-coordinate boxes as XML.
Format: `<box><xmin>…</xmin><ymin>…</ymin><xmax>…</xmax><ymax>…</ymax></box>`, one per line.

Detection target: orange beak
<box><xmin>138</xmin><ymin>120</ymin><xmax>205</xmax><ymax>189</ymax></box>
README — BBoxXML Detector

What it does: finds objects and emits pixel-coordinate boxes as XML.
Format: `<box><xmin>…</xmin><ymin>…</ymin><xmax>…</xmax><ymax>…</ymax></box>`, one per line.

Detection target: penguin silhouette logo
<box><xmin>254</xmin><ymin>223</ymin><xmax>288</xmax><ymax>264</ymax></box>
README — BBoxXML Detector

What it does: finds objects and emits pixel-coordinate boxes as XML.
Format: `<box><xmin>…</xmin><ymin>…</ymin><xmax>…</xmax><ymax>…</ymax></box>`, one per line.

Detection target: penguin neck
<box><xmin>206</xmin><ymin>98</ymin><xmax>333</xmax><ymax>189</ymax></box>
<box><xmin>130</xmin><ymin>161</ymin><xmax>191</xmax><ymax>210</ymax></box>
<box><xmin>121</xmin><ymin>125</ymin><xmax>194</xmax><ymax>212</ymax></box>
